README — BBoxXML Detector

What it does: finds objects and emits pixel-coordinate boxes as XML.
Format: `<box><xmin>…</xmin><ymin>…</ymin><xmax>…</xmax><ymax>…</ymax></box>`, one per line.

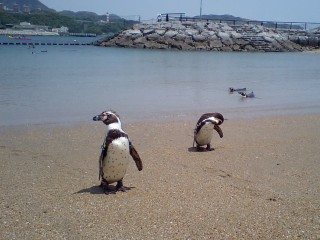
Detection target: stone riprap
<box><xmin>98</xmin><ymin>21</ymin><xmax>318</xmax><ymax>52</ymax></box>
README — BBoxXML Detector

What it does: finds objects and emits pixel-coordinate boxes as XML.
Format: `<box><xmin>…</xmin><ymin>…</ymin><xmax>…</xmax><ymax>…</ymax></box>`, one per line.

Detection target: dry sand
<box><xmin>1</xmin><ymin>114</ymin><xmax>320</xmax><ymax>239</ymax></box>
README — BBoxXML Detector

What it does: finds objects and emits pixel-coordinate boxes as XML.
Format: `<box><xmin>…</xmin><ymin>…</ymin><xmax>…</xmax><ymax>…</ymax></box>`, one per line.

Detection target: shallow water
<box><xmin>1</xmin><ymin>43</ymin><xmax>320</xmax><ymax>126</ymax></box>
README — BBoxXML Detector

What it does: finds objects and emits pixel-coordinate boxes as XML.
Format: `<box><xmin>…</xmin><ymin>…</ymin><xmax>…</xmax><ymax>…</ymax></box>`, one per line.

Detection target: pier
<box><xmin>0</xmin><ymin>41</ymin><xmax>93</xmax><ymax>46</ymax></box>
<box><xmin>0</xmin><ymin>32</ymin><xmax>114</xmax><ymax>46</ymax></box>
<box><xmin>159</xmin><ymin>13</ymin><xmax>320</xmax><ymax>31</ymax></box>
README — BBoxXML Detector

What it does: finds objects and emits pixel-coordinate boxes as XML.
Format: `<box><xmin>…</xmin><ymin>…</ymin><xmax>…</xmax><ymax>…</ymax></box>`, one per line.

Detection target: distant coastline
<box><xmin>0</xmin><ymin>29</ymin><xmax>59</xmax><ymax>36</ymax></box>
<box><xmin>0</xmin><ymin>30</ymin><xmax>97</xmax><ymax>38</ymax></box>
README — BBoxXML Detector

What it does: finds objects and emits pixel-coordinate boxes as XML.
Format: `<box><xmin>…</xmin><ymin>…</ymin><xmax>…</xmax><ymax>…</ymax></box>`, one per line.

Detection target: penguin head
<box><xmin>93</xmin><ymin>110</ymin><xmax>121</xmax><ymax>126</ymax></box>
<box><xmin>238</xmin><ymin>92</ymin><xmax>246</xmax><ymax>97</ymax></box>
<box><xmin>212</xmin><ymin>112</ymin><xmax>224</xmax><ymax>125</ymax></box>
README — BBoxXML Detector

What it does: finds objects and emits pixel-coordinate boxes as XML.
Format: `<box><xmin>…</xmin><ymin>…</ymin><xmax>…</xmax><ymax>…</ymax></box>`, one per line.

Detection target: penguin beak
<box><xmin>93</xmin><ymin>115</ymin><xmax>102</xmax><ymax>121</ymax></box>
<box><xmin>214</xmin><ymin>125</ymin><xmax>223</xmax><ymax>138</ymax></box>
<box><xmin>217</xmin><ymin>119</ymin><xmax>223</xmax><ymax>125</ymax></box>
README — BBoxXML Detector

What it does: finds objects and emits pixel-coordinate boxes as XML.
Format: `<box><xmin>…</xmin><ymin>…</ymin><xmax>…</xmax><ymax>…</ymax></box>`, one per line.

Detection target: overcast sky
<box><xmin>40</xmin><ymin>0</ymin><xmax>320</xmax><ymax>23</ymax></box>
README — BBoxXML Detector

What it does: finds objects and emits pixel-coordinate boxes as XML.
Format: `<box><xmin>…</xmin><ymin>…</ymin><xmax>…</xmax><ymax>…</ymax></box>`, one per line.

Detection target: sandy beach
<box><xmin>0</xmin><ymin>114</ymin><xmax>319</xmax><ymax>239</ymax></box>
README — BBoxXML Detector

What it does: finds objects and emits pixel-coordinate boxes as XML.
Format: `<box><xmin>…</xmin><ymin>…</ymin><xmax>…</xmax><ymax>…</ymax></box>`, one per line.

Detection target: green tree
<box><xmin>0</xmin><ymin>10</ymin><xmax>136</xmax><ymax>35</ymax></box>
<box><xmin>85</xmin><ymin>24</ymin><xmax>103</xmax><ymax>35</ymax></box>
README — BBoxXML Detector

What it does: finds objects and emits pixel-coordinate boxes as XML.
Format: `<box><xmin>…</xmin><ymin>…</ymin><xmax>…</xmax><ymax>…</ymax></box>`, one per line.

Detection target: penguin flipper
<box><xmin>214</xmin><ymin>125</ymin><xmax>223</xmax><ymax>138</ymax></box>
<box><xmin>129</xmin><ymin>143</ymin><xmax>143</xmax><ymax>171</ymax></box>
<box><xmin>99</xmin><ymin>138</ymin><xmax>110</xmax><ymax>181</ymax></box>
<box><xmin>193</xmin><ymin>128</ymin><xmax>197</xmax><ymax>147</ymax></box>
<box><xmin>99</xmin><ymin>151</ymin><xmax>104</xmax><ymax>180</ymax></box>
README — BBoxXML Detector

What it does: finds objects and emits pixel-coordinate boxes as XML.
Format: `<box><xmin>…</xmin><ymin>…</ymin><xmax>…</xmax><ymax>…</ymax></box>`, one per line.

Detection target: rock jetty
<box><xmin>98</xmin><ymin>21</ymin><xmax>319</xmax><ymax>52</ymax></box>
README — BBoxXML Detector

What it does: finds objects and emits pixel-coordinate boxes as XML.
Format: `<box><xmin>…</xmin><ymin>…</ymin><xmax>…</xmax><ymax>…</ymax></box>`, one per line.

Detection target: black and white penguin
<box><xmin>93</xmin><ymin>110</ymin><xmax>143</xmax><ymax>194</ymax></box>
<box><xmin>229</xmin><ymin>87</ymin><xmax>246</xmax><ymax>93</ymax></box>
<box><xmin>238</xmin><ymin>91</ymin><xmax>255</xmax><ymax>98</ymax></box>
<box><xmin>193</xmin><ymin>113</ymin><xmax>224</xmax><ymax>151</ymax></box>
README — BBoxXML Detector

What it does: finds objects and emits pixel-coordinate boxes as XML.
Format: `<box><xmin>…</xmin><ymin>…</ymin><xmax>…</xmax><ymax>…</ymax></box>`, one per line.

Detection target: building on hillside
<box><xmin>23</xmin><ymin>4</ymin><xmax>30</xmax><ymax>13</ymax></box>
<box><xmin>13</xmin><ymin>22</ymin><xmax>50</xmax><ymax>31</ymax></box>
<box><xmin>20</xmin><ymin>22</ymin><xmax>31</xmax><ymax>26</ymax></box>
<box><xmin>0</xmin><ymin>5</ymin><xmax>9</xmax><ymax>11</ymax></box>
<box><xmin>0</xmin><ymin>3</ymin><xmax>30</xmax><ymax>13</ymax></box>
<box><xmin>52</xmin><ymin>26</ymin><xmax>69</xmax><ymax>34</ymax></box>
<box><xmin>13</xmin><ymin>3</ymin><xmax>20</xmax><ymax>12</ymax></box>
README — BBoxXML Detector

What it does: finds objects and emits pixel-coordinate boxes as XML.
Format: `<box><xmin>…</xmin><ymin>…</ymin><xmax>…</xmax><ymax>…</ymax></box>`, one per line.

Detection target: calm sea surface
<box><xmin>1</xmin><ymin>37</ymin><xmax>320</xmax><ymax>126</ymax></box>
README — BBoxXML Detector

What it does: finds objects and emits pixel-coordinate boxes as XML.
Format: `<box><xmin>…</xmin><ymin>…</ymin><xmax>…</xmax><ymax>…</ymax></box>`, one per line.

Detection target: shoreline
<box><xmin>0</xmin><ymin>29</ymin><xmax>59</xmax><ymax>36</ymax></box>
<box><xmin>1</xmin><ymin>114</ymin><xmax>319</xmax><ymax>239</ymax></box>
<box><xmin>1</xmin><ymin>103</ymin><xmax>320</xmax><ymax>129</ymax></box>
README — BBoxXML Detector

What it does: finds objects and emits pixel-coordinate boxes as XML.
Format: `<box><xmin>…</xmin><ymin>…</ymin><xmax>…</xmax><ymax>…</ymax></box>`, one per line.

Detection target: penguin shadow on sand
<box><xmin>75</xmin><ymin>185</ymin><xmax>105</xmax><ymax>195</ymax></box>
<box><xmin>188</xmin><ymin>145</ymin><xmax>224</xmax><ymax>152</ymax></box>
<box><xmin>75</xmin><ymin>185</ymin><xmax>135</xmax><ymax>195</ymax></box>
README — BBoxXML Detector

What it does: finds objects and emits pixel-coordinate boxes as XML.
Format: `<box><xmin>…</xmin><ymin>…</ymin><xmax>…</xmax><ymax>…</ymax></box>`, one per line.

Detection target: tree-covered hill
<box><xmin>0</xmin><ymin>10</ymin><xmax>82</xmax><ymax>32</ymax></box>
<box><xmin>0</xmin><ymin>0</ymin><xmax>137</xmax><ymax>34</ymax></box>
<box><xmin>1</xmin><ymin>0</ymin><xmax>51</xmax><ymax>11</ymax></box>
<box><xmin>0</xmin><ymin>9</ymin><xmax>136</xmax><ymax>34</ymax></box>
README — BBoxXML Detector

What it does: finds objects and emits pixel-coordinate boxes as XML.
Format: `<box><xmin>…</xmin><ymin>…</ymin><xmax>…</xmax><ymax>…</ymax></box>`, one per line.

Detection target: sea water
<box><xmin>1</xmin><ymin>42</ymin><xmax>320</xmax><ymax>126</ymax></box>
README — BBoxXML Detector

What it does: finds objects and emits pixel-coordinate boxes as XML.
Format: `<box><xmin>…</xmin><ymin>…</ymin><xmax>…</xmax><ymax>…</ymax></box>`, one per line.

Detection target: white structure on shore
<box><xmin>0</xmin><ymin>21</ymin><xmax>64</xmax><ymax>36</ymax></box>
<box><xmin>52</xmin><ymin>26</ymin><xmax>69</xmax><ymax>34</ymax></box>
<box><xmin>0</xmin><ymin>29</ymin><xmax>59</xmax><ymax>36</ymax></box>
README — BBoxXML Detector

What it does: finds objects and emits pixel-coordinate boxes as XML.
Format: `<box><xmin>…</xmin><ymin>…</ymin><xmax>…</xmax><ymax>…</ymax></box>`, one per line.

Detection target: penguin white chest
<box><xmin>195</xmin><ymin>123</ymin><xmax>214</xmax><ymax>146</ymax></box>
<box><xmin>103</xmin><ymin>137</ymin><xmax>130</xmax><ymax>183</ymax></box>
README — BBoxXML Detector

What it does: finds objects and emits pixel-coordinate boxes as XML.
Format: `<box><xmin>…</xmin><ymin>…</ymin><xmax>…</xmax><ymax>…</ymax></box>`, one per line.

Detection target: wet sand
<box><xmin>1</xmin><ymin>114</ymin><xmax>320</xmax><ymax>239</ymax></box>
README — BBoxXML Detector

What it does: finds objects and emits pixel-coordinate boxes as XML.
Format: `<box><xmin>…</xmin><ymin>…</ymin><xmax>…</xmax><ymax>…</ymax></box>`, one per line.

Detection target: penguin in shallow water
<box><xmin>193</xmin><ymin>113</ymin><xmax>224</xmax><ymax>151</ymax></box>
<box><xmin>93</xmin><ymin>110</ymin><xmax>143</xmax><ymax>194</ymax></box>
<box><xmin>238</xmin><ymin>91</ymin><xmax>255</xmax><ymax>98</ymax></box>
<box><xmin>229</xmin><ymin>87</ymin><xmax>246</xmax><ymax>93</ymax></box>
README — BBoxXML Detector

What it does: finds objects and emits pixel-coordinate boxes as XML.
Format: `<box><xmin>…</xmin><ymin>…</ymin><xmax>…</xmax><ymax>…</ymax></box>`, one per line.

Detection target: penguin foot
<box><xmin>196</xmin><ymin>145</ymin><xmax>203</xmax><ymax>152</ymax></box>
<box><xmin>100</xmin><ymin>182</ymin><xmax>116</xmax><ymax>194</ymax></box>
<box><xmin>104</xmin><ymin>188</ymin><xmax>117</xmax><ymax>195</ymax></box>
<box><xmin>99</xmin><ymin>180</ymin><xmax>131</xmax><ymax>194</ymax></box>
<box><xmin>116</xmin><ymin>180</ymin><xmax>128</xmax><ymax>192</ymax></box>
<box><xmin>116</xmin><ymin>186</ymin><xmax>128</xmax><ymax>192</ymax></box>
<box><xmin>101</xmin><ymin>185</ymin><xmax>116</xmax><ymax>195</ymax></box>
<box><xmin>206</xmin><ymin>144</ymin><xmax>214</xmax><ymax>151</ymax></box>
<box><xmin>196</xmin><ymin>145</ymin><xmax>214</xmax><ymax>152</ymax></box>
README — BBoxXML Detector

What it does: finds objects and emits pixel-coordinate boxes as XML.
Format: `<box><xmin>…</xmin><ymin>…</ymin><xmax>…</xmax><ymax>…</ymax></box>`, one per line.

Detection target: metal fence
<box><xmin>159</xmin><ymin>13</ymin><xmax>320</xmax><ymax>31</ymax></box>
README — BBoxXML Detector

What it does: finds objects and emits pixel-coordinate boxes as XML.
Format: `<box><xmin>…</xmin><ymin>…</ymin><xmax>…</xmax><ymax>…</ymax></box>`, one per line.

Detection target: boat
<box><xmin>15</xmin><ymin>36</ymin><xmax>32</xmax><ymax>40</ymax></box>
<box><xmin>8</xmin><ymin>35</ymin><xmax>32</xmax><ymax>40</ymax></box>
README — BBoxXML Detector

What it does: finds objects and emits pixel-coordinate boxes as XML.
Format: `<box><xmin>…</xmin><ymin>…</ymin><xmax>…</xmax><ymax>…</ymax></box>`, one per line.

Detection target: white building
<box><xmin>52</xmin><ymin>26</ymin><xmax>69</xmax><ymax>33</ymax></box>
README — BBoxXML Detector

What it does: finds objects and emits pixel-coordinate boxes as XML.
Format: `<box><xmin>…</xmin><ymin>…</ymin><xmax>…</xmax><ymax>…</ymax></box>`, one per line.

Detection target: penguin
<box><xmin>193</xmin><ymin>113</ymin><xmax>224</xmax><ymax>151</ymax></box>
<box><xmin>93</xmin><ymin>110</ymin><xmax>143</xmax><ymax>194</ymax></box>
<box><xmin>238</xmin><ymin>91</ymin><xmax>255</xmax><ymax>98</ymax></box>
<box><xmin>229</xmin><ymin>87</ymin><xmax>246</xmax><ymax>93</ymax></box>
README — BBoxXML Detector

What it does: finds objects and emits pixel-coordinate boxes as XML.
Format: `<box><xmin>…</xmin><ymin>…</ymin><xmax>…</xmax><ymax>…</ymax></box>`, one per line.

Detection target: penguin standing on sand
<box><xmin>93</xmin><ymin>110</ymin><xmax>143</xmax><ymax>194</ymax></box>
<box><xmin>193</xmin><ymin>113</ymin><xmax>224</xmax><ymax>151</ymax></box>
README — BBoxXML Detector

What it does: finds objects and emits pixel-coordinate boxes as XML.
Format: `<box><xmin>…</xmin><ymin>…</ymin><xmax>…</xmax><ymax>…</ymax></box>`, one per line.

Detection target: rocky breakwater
<box><xmin>98</xmin><ymin>21</ymin><xmax>314</xmax><ymax>52</ymax></box>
